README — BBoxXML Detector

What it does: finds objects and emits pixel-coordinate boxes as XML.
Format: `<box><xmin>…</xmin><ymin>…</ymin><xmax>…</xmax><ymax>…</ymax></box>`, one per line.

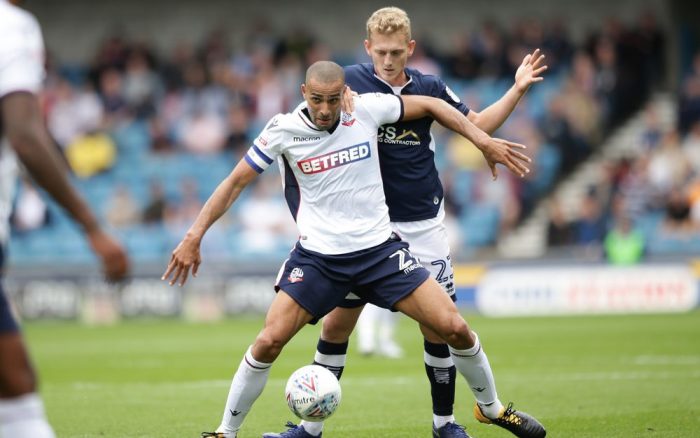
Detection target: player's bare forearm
<box><xmin>468</xmin><ymin>49</ymin><xmax>547</xmax><ymax>135</ymax></box>
<box><xmin>185</xmin><ymin>159</ymin><xmax>258</xmax><ymax>241</ymax></box>
<box><xmin>2</xmin><ymin>92</ymin><xmax>100</xmax><ymax>233</ymax></box>
<box><xmin>467</xmin><ymin>84</ymin><xmax>524</xmax><ymax>135</ymax></box>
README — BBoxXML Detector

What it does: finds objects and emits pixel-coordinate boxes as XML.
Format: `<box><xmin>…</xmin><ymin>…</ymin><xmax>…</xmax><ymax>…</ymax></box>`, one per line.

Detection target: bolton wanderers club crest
<box><xmin>341</xmin><ymin>112</ymin><xmax>355</xmax><ymax>126</ymax></box>
<box><xmin>288</xmin><ymin>267</ymin><xmax>304</xmax><ymax>283</ymax></box>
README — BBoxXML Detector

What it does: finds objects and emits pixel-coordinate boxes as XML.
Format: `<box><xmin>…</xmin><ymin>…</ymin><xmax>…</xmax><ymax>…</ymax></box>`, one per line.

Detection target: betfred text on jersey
<box><xmin>297</xmin><ymin>142</ymin><xmax>370</xmax><ymax>174</ymax></box>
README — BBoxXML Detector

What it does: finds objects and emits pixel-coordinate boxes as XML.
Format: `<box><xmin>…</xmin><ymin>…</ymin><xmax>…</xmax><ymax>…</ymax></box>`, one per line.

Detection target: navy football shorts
<box><xmin>0</xmin><ymin>247</ymin><xmax>19</xmax><ymax>333</ymax></box>
<box><xmin>275</xmin><ymin>234</ymin><xmax>430</xmax><ymax>324</ymax></box>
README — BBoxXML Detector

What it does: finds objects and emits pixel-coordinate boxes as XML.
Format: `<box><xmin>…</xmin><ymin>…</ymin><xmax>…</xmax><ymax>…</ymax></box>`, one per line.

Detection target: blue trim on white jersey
<box><xmin>344</xmin><ymin>63</ymin><xmax>469</xmax><ymax>222</ymax></box>
<box><xmin>252</xmin><ymin>145</ymin><xmax>273</xmax><ymax>164</ymax></box>
<box><xmin>246</xmin><ymin>145</ymin><xmax>274</xmax><ymax>173</ymax></box>
<box><xmin>244</xmin><ymin>155</ymin><xmax>265</xmax><ymax>174</ymax></box>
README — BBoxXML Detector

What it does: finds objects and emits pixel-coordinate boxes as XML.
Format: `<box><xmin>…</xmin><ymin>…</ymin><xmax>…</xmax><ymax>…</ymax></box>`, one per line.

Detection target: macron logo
<box><xmin>297</xmin><ymin>142</ymin><xmax>370</xmax><ymax>174</ymax></box>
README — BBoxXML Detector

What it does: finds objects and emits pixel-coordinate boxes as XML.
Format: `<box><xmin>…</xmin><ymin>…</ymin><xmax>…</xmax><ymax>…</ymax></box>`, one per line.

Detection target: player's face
<box><xmin>301</xmin><ymin>79</ymin><xmax>344</xmax><ymax>131</ymax></box>
<box><xmin>364</xmin><ymin>32</ymin><xmax>415</xmax><ymax>86</ymax></box>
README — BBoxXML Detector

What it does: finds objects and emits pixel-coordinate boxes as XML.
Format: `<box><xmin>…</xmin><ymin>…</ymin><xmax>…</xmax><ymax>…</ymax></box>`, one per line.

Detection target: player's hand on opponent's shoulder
<box><xmin>515</xmin><ymin>48</ymin><xmax>547</xmax><ymax>93</ymax></box>
<box><xmin>478</xmin><ymin>137</ymin><xmax>532</xmax><ymax>181</ymax></box>
<box><xmin>341</xmin><ymin>85</ymin><xmax>357</xmax><ymax>114</ymax></box>
<box><xmin>162</xmin><ymin>234</ymin><xmax>202</xmax><ymax>286</ymax></box>
<box><xmin>86</xmin><ymin>228</ymin><xmax>130</xmax><ymax>282</ymax></box>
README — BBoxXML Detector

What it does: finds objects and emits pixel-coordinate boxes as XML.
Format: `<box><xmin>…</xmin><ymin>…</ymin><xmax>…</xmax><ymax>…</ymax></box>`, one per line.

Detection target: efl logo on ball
<box><xmin>285</xmin><ymin>365</ymin><xmax>341</xmax><ymax>422</ymax></box>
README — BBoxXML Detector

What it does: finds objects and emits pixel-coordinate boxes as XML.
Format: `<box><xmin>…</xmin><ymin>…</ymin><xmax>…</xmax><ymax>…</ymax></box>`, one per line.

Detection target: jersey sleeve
<box><xmin>355</xmin><ymin>92</ymin><xmax>404</xmax><ymax>127</ymax></box>
<box><xmin>245</xmin><ymin>115</ymin><xmax>285</xmax><ymax>173</ymax></box>
<box><xmin>0</xmin><ymin>16</ymin><xmax>45</xmax><ymax>98</ymax></box>
<box><xmin>433</xmin><ymin>76</ymin><xmax>470</xmax><ymax>115</ymax></box>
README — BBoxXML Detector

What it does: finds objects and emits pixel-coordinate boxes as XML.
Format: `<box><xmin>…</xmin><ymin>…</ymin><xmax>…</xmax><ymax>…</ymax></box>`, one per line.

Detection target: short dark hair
<box><xmin>305</xmin><ymin>61</ymin><xmax>344</xmax><ymax>84</ymax></box>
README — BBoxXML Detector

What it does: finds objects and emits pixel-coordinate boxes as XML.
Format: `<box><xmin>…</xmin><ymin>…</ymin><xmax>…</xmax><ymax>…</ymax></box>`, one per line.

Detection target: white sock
<box><xmin>217</xmin><ymin>346</ymin><xmax>272</xmax><ymax>434</ymax></box>
<box><xmin>449</xmin><ymin>332</ymin><xmax>504</xmax><ymax>418</ymax></box>
<box><xmin>433</xmin><ymin>414</ymin><xmax>456</xmax><ymax>429</ymax></box>
<box><xmin>300</xmin><ymin>419</ymin><xmax>323</xmax><ymax>436</ymax></box>
<box><xmin>0</xmin><ymin>393</ymin><xmax>55</xmax><ymax>438</ymax></box>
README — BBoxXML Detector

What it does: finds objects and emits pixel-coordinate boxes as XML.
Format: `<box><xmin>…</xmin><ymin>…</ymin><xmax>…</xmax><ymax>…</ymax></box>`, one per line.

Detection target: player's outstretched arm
<box><xmin>401</xmin><ymin>95</ymin><xmax>531</xmax><ymax>179</ymax></box>
<box><xmin>162</xmin><ymin>159</ymin><xmax>259</xmax><ymax>286</ymax></box>
<box><xmin>2</xmin><ymin>92</ymin><xmax>129</xmax><ymax>281</ymax></box>
<box><xmin>467</xmin><ymin>49</ymin><xmax>547</xmax><ymax>134</ymax></box>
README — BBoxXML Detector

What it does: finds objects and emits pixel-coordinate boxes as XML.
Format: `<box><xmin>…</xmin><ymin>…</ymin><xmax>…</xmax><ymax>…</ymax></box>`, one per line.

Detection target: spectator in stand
<box><xmin>172</xmin><ymin>178</ymin><xmax>203</xmax><ymax>226</ymax></box>
<box><xmin>97</xmin><ymin>68</ymin><xmax>128</xmax><ymax>127</ymax></box>
<box><xmin>603</xmin><ymin>213</ymin><xmax>645</xmax><ymax>265</ymax></box>
<box><xmin>647</xmin><ymin>130</ymin><xmax>690</xmax><ymax>194</ymax></box>
<box><xmin>572</xmin><ymin>188</ymin><xmax>607</xmax><ymax>246</ymax></box>
<box><xmin>142</xmin><ymin>181</ymin><xmax>169</xmax><ymax>224</ymax></box>
<box><xmin>546</xmin><ymin>198</ymin><xmax>573</xmax><ymax>247</ymax></box>
<box><xmin>679</xmin><ymin>51</ymin><xmax>700</xmax><ymax>134</ymax></box>
<box><xmin>660</xmin><ymin>188</ymin><xmax>697</xmax><ymax>239</ymax></box>
<box><xmin>639</xmin><ymin>104</ymin><xmax>664</xmax><ymax>151</ymax></box>
<box><xmin>681</xmin><ymin>120</ymin><xmax>700</xmax><ymax>176</ymax></box>
<box><xmin>224</xmin><ymin>104</ymin><xmax>252</xmax><ymax>157</ymax></box>
<box><xmin>46</xmin><ymin>79</ymin><xmax>104</xmax><ymax>150</ymax></box>
<box><xmin>122</xmin><ymin>48</ymin><xmax>162</xmax><ymax>119</ymax></box>
<box><xmin>181</xmin><ymin>108</ymin><xmax>227</xmax><ymax>154</ymax></box>
<box><xmin>65</xmin><ymin>131</ymin><xmax>117</xmax><ymax>178</ymax></box>
<box><xmin>105</xmin><ymin>185</ymin><xmax>140</xmax><ymax>228</ymax></box>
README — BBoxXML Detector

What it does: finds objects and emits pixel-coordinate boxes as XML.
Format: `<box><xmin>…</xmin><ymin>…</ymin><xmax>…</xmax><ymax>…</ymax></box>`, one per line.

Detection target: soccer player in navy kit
<box><xmin>267</xmin><ymin>7</ymin><xmax>547</xmax><ymax>438</ymax></box>
<box><xmin>0</xmin><ymin>1</ymin><xmax>129</xmax><ymax>436</ymax></box>
<box><xmin>162</xmin><ymin>61</ymin><xmax>534</xmax><ymax>438</ymax></box>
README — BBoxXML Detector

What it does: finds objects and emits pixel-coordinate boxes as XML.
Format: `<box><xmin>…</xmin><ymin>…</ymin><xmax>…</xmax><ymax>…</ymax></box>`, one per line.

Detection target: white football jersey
<box><xmin>245</xmin><ymin>93</ymin><xmax>403</xmax><ymax>254</ymax></box>
<box><xmin>0</xmin><ymin>0</ymin><xmax>45</xmax><ymax>246</ymax></box>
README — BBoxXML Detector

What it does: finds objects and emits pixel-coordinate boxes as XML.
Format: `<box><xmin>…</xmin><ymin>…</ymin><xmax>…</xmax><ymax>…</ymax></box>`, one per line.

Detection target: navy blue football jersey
<box><xmin>344</xmin><ymin>63</ymin><xmax>469</xmax><ymax>221</ymax></box>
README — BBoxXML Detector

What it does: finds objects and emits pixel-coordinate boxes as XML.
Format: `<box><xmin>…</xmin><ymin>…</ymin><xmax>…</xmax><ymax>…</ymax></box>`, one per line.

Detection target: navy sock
<box><xmin>424</xmin><ymin>340</ymin><xmax>456</xmax><ymax>416</ymax></box>
<box><xmin>313</xmin><ymin>338</ymin><xmax>348</xmax><ymax>380</ymax></box>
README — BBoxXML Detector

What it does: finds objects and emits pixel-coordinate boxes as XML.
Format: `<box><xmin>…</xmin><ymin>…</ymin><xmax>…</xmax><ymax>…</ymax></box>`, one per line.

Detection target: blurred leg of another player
<box><xmin>356</xmin><ymin>304</ymin><xmax>404</xmax><ymax>358</ymax></box>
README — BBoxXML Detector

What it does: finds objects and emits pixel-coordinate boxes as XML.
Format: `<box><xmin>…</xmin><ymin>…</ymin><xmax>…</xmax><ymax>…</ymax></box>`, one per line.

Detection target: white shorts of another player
<box><xmin>391</xmin><ymin>203</ymin><xmax>455</xmax><ymax>297</ymax></box>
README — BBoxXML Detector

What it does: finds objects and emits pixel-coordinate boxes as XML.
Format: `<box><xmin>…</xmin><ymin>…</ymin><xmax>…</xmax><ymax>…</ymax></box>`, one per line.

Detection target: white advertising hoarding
<box><xmin>477</xmin><ymin>265</ymin><xmax>699</xmax><ymax>316</ymax></box>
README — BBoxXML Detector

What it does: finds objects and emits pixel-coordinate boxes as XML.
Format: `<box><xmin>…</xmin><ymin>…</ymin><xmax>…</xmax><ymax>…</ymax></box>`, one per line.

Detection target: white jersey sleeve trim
<box><xmin>245</xmin><ymin>145</ymin><xmax>274</xmax><ymax>173</ymax></box>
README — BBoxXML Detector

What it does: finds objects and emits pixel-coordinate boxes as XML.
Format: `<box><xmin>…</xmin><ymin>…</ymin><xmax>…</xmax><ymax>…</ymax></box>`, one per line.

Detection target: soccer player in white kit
<box><xmin>268</xmin><ymin>7</ymin><xmax>548</xmax><ymax>438</ymax></box>
<box><xmin>162</xmin><ymin>61</ymin><xmax>533</xmax><ymax>438</ymax></box>
<box><xmin>0</xmin><ymin>1</ymin><xmax>129</xmax><ymax>436</ymax></box>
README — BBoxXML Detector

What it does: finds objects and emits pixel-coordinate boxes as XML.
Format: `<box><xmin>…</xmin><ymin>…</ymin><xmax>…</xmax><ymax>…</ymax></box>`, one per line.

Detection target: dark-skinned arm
<box><xmin>2</xmin><ymin>91</ymin><xmax>129</xmax><ymax>281</ymax></box>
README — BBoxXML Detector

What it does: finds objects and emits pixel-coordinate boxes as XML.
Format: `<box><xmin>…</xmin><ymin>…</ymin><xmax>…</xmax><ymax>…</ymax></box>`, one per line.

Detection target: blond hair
<box><xmin>366</xmin><ymin>6</ymin><xmax>412</xmax><ymax>42</ymax></box>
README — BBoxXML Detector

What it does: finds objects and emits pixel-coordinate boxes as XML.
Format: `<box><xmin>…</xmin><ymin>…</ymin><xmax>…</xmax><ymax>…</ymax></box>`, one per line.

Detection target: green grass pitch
<box><xmin>24</xmin><ymin>311</ymin><xmax>700</xmax><ymax>437</ymax></box>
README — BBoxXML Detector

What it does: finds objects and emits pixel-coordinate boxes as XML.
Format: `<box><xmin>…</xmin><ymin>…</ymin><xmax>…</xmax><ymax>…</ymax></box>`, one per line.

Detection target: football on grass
<box><xmin>285</xmin><ymin>365</ymin><xmax>341</xmax><ymax>421</ymax></box>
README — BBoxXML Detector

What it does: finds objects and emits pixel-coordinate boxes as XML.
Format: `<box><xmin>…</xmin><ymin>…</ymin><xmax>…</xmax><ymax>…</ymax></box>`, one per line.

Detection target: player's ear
<box><xmin>364</xmin><ymin>39</ymin><xmax>371</xmax><ymax>56</ymax></box>
<box><xmin>407</xmin><ymin>40</ymin><xmax>416</xmax><ymax>57</ymax></box>
<box><xmin>301</xmin><ymin>83</ymin><xmax>306</xmax><ymax>99</ymax></box>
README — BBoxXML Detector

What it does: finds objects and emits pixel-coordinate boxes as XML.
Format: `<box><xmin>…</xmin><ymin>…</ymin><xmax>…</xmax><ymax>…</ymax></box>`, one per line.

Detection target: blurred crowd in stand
<box><xmin>9</xmin><ymin>13</ymin><xmax>677</xmax><ymax>265</ymax></box>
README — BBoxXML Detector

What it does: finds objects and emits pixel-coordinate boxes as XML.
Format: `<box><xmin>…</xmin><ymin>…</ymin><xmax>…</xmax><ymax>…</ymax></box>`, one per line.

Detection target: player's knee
<box><xmin>440</xmin><ymin>314</ymin><xmax>473</xmax><ymax>349</ymax></box>
<box><xmin>253</xmin><ymin>331</ymin><xmax>288</xmax><ymax>363</ymax></box>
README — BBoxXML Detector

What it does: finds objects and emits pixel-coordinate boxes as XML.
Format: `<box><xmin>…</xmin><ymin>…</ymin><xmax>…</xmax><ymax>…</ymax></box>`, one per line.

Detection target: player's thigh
<box><xmin>321</xmin><ymin>305</ymin><xmax>364</xmax><ymax>343</ymax></box>
<box><xmin>254</xmin><ymin>291</ymin><xmax>315</xmax><ymax>362</ymax></box>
